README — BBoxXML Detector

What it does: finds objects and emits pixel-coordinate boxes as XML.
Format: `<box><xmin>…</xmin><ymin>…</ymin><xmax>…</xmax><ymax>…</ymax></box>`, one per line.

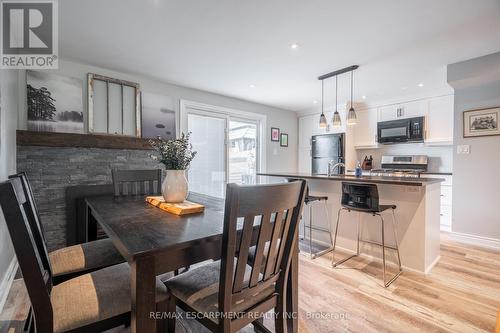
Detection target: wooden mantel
<box><xmin>17</xmin><ymin>130</ymin><xmax>153</xmax><ymax>150</ymax></box>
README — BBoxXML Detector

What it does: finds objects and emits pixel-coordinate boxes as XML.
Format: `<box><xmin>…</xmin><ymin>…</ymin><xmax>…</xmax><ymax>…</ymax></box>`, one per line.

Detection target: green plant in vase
<box><xmin>150</xmin><ymin>132</ymin><xmax>197</xmax><ymax>203</ymax></box>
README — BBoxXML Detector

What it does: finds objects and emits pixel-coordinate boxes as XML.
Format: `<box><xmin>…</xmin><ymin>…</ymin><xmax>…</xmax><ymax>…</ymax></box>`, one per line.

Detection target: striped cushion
<box><xmin>164</xmin><ymin>260</ymin><xmax>275</xmax><ymax>323</ymax></box>
<box><xmin>51</xmin><ymin>262</ymin><xmax>168</xmax><ymax>333</ymax></box>
<box><xmin>49</xmin><ymin>238</ymin><xmax>124</xmax><ymax>277</ymax></box>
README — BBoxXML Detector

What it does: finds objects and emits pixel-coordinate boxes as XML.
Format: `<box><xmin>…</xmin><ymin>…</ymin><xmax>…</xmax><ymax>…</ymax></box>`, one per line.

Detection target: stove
<box><xmin>369</xmin><ymin>155</ymin><xmax>428</xmax><ymax>178</ymax></box>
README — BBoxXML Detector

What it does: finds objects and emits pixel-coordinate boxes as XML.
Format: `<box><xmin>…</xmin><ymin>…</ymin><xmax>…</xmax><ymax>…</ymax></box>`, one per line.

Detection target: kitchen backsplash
<box><xmin>356</xmin><ymin>144</ymin><xmax>453</xmax><ymax>173</ymax></box>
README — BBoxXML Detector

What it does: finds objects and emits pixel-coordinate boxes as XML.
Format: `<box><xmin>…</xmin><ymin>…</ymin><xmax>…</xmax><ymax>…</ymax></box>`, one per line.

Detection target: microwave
<box><xmin>377</xmin><ymin>116</ymin><xmax>425</xmax><ymax>144</ymax></box>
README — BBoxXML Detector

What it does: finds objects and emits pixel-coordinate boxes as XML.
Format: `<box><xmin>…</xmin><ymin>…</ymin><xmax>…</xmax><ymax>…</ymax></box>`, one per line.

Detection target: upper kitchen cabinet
<box><xmin>426</xmin><ymin>95</ymin><xmax>454</xmax><ymax>145</ymax></box>
<box><xmin>298</xmin><ymin>115</ymin><xmax>316</xmax><ymax>148</ymax></box>
<box><xmin>298</xmin><ymin>109</ymin><xmax>347</xmax><ymax>148</ymax></box>
<box><xmin>353</xmin><ymin>107</ymin><xmax>378</xmax><ymax>148</ymax></box>
<box><xmin>378</xmin><ymin>100</ymin><xmax>428</xmax><ymax>122</ymax></box>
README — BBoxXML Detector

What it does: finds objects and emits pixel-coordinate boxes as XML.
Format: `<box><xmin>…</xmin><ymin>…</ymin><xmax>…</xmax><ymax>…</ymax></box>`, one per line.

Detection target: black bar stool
<box><xmin>301</xmin><ymin>186</ymin><xmax>333</xmax><ymax>259</ymax></box>
<box><xmin>331</xmin><ymin>182</ymin><xmax>402</xmax><ymax>287</ymax></box>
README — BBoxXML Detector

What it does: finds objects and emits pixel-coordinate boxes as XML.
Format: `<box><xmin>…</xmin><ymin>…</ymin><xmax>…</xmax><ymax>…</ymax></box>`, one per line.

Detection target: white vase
<box><xmin>162</xmin><ymin>170</ymin><xmax>188</xmax><ymax>203</ymax></box>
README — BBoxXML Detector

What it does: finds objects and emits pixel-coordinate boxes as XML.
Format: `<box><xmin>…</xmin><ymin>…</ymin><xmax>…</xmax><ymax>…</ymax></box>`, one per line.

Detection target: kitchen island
<box><xmin>257</xmin><ymin>172</ymin><xmax>444</xmax><ymax>274</ymax></box>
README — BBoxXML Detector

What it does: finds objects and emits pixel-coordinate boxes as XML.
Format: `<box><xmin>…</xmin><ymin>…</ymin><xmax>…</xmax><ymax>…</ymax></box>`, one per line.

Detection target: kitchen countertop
<box><xmin>420</xmin><ymin>171</ymin><xmax>453</xmax><ymax>175</ymax></box>
<box><xmin>257</xmin><ymin>172</ymin><xmax>444</xmax><ymax>187</ymax></box>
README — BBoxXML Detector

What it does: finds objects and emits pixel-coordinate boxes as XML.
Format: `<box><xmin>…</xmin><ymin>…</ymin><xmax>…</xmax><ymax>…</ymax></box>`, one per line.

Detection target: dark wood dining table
<box><xmin>85</xmin><ymin>195</ymin><xmax>299</xmax><ymax>333</ymax></box>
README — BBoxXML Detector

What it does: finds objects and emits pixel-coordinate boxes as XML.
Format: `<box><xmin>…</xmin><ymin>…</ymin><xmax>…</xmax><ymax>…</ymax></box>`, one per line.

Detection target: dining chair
<box><xmin>9</xmin><ymin>172</ymin><xmax>125</xmax><ymax>285</ymax></box>
<box><xmin>0</xmin><ymin>177</ymin><xmax>170</xmax><ymax>333</ymax></box>
<box><xmin>164</xmin><ymin>180</ymin><xmax>307</xmax><ymax>333</ymax></box>
<box><xmin>112</xmin><ymin>168</ymin><xmax>162</xmax><ymax>196</ymax></box>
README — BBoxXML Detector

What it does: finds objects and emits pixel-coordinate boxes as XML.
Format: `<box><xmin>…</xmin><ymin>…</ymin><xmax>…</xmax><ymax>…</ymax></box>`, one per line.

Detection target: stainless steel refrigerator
<box><xmin>311</xmin><ymin>133</ymin><xmax>345</xmax><ymax>175</ymax></box>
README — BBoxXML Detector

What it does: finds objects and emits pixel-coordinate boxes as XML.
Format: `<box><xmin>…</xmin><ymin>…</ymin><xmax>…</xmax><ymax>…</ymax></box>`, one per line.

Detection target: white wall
<box><xmin>0</xmin><ymin>69</ymin><xmax>19</xmax><ymax>311</ymax></box>
<box><xmin>448</xmin><ymin>52</ymin><xmax>500</xmax><ymax>241</ymax></box>
<box><xmin>17</xmin><ymin>60</ymin><xmax>298</xmax><ymax>173</ymax></box>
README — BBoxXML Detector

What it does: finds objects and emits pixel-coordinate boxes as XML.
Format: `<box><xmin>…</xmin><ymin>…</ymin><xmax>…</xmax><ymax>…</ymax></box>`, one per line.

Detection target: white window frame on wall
<box><xmin>87</xmin><ymin>73</ymin><xmax>142</xmax><ymax>137</ymax></box>
<box><xmin>179</xmin><ymin>100</ymin><xmax>267</xmax><ymax>183</ymax></box>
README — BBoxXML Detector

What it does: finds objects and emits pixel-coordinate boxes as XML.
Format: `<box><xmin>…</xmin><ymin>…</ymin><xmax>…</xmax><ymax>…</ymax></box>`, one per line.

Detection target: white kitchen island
<box><xmin>258</xmin><ymin>172</ymin><xmax>444</xmax><ymax>274</ymax></box>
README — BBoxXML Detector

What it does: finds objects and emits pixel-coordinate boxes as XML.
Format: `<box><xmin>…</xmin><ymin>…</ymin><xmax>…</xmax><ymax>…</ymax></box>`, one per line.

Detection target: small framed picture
<box><xmin>280</xmin><ymin>133</ymin><xmax>288</xmax><ymax>147</ymax></box>
<box><xmin>463</xmin><ymin>107</ymin><xmax>500</xmax><ymax>138</ymax></box>
<box><xmin>271</xmin><ymin>127</ymin><xmax>280</xmax><ymax>142</ymax></box>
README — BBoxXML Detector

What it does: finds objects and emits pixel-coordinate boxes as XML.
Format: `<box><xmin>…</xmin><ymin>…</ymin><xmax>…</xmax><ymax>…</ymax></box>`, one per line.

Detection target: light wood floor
<box><xmin>1</xmin><ymin>233</ymin><xmax>499</xmax><ymax>333</ymax></box>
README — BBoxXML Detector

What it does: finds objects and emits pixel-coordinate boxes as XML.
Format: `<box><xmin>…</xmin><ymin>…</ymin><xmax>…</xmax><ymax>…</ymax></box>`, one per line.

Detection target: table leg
<box><xmin>286</xmin><ymin>239</ymin><xmax>299</xmax><ymax>333</ymax></box>
<box><xmin>131</xmin><ymin>256</ymin><xmax>156</xmax><ymax>333</ymax></box>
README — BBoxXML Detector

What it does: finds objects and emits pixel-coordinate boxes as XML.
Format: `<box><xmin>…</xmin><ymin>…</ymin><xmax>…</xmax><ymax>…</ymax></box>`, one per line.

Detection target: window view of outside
<box><xmin>229</xmin><ymin>120</ymin><xmax>257</xmax><ymax>185</ymax></box>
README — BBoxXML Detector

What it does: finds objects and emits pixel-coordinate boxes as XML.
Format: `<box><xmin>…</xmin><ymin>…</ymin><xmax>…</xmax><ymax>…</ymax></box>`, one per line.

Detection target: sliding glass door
<box><xmin>229</xmin><ymin>119</ymin><xmax>258</xmax><ymax>185</ymax></box>
<box><xmin>187</xmin><ymin>112</ymin><xmax>227</xmax><ymax>198</ymax></box>
<box><xmin>183</xmin><ymin>103</ymin><xmax>262</xmax><ymax>198</ymax></box>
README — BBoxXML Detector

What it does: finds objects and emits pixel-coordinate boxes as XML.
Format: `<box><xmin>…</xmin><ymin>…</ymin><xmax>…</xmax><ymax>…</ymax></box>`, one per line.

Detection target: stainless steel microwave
<box><xmin>377</xmin><ymin>116</ymin><xmax>425</xmax><ymax>144</ymax></box>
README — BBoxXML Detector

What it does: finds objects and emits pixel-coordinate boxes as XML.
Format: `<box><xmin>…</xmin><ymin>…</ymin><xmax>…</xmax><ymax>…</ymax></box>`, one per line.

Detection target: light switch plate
<box><xmin>457</xmin><ymin>145</ymin><xmax>470</xmax><ymax>154</ymax></box>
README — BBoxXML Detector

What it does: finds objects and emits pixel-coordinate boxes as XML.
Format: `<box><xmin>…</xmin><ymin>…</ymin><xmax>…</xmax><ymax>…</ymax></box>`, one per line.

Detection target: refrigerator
<box><xmin>311</xmin><ymin>133</ymin><xmax>345</xmax><ymax>175</ymax></box>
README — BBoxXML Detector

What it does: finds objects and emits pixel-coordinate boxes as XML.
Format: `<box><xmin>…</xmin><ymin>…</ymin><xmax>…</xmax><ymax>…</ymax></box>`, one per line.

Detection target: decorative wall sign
<box><xmin>280</xmin><ymin>133</ymin><xmax>288</xmax><ymax>147</ymax></box>
<box><xmin>463</xmin><ymin>107</ymin><xmax>500</xmax><ymax>138</ymax></box>
<box><xmin>27</xmin><ymin>71</ymin><xmax>84</xmax><ymax>134</ymax></box>
<box><xmin>271</xmin><ymin>127</ymin><xmax>280</xmax><ymax>142</ymax></box>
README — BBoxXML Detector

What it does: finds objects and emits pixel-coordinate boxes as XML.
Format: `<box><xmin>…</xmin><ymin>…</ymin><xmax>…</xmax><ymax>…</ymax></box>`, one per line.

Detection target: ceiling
<box><xmin>60</xmin><ymin>0</ymin><xmax>500</xmax><ymax>112</ymax></box>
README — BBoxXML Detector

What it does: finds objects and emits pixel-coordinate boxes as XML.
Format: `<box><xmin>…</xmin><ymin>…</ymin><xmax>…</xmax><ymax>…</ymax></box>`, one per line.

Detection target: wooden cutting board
<box><xmin>145</xmin><ymin>196</ymin><xmax>205</xmax><ymax>215</ymax></box>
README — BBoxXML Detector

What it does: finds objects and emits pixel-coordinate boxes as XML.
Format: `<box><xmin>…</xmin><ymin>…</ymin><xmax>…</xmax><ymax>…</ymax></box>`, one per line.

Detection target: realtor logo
<box><xmin>1</xmin><ymin>0</ymin><xmax>58</xmax><ymax>69</ymax></box>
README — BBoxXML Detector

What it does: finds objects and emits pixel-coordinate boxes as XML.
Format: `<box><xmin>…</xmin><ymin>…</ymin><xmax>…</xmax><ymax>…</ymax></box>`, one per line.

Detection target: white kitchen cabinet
<box><xmin>378</xmin><ymin>100</ymin><xmax>428</xmax><ymax>122</ymax></box>
<box><xmin>426</xmin><ymin>95</ymin><xmax>454</xmax><ymax>144</ymax></box>
<box><xmin>425</xmin><ymin>174</ymin><xmax>453</xmax><ymax>231</ymax></box>
<box><xmin>299</xmin><ymin>110</ymin><xmax>347</xmax><ymax>148</ymax></box>
<box><xmin>298</xmin><ymin>147</ymin><xmax>311</xmax><ymax>173</ymax></box>
<box><xmin>298</xmin><ymin>115</ymin><xmax>315</xmax><ymax>148</ymax></box>
<box><xmin>353</xmin><ymin>108</ymin><xmax>378</xmax><ymax>148</ymax></box>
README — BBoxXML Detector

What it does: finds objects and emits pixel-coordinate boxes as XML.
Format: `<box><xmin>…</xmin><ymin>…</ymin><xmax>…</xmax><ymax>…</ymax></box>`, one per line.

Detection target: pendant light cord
<box><xmin>335</xmin><ymin>75</ymin><xmax>338</xmax><ymax>112</ymax></box>
<box><xmin>321</xmin><ymin>80</ymin><xmax>324</xmax><ymax>115</ymax></box>
<box><xmin>350</xmin><ymin>71</ymin><xmax>353</xmax><ymax>109</ymax></box>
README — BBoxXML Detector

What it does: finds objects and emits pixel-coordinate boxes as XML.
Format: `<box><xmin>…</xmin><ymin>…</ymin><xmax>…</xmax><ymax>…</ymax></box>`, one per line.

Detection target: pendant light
<box><xmin>332</xmin><ymin>76</ymin><xmax>342</xmax><ymax>128</ymax></box>
<box><xmin>319</xmin><ymin>80</ymin><xmax>327</xmax><ymax>129</ymax></box>
<box><xmin>347</xmin><ymin>70</ymin><xmax>357</xmax><ymax>125</ymax></box>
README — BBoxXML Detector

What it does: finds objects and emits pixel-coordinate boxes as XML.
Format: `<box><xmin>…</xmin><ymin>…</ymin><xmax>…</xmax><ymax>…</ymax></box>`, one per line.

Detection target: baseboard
<box><xmin>425</xmin><ymin>255</ymin><xmax>441</xmax><ymax>275</ymax></box>
<box><xmin>446</xmin><ymin>231</ymin><xmax>500</xmax><ymax>251</ymax></box>
<box><xmin>0</xmin><ymin>257</ymin><xmax>18</xmax><ymax>314</ymax></box>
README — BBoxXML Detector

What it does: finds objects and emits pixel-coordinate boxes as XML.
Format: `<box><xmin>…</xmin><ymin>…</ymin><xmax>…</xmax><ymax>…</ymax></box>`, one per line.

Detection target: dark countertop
<box><xmin>257</xmin><ymin>172</ymin><xmax>444</xmax><ymax>187</ymax></box>
<box><xmin>420</xmin><ymin>171</ymin><xmax>453</xmax><ymax>176</ymax></box>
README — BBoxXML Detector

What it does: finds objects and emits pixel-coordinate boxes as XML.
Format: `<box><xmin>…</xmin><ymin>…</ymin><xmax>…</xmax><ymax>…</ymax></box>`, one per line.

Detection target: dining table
<box><xmin>85</xmin><ymin>194</ymin><xmax>299</xmax><ymax>333</ymax></box>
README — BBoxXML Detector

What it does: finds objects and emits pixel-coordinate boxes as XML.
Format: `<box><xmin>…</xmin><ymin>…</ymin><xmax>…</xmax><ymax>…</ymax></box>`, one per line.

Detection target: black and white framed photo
<box><xmin>280</xmin><ymin>133</ymin><xmax>288</xmax><ymax>147</ymax></box>
<box><xmin>271</xmin><ymin>127</ymin><xmax>280</xmax><ymax>142</ymax></box>
<box><xmin>141</xmin><ymin>92</ymin><xmax>176</xmax><ymax>139</ymax></box>
<box><xmin>463</xmin><ymin>107</ymin><xmax>500</xmax><ymax>138</ymax></box>
<box><xmin>27</xmin><ymin>71</ymin><xmax>84</xmax><ymax>134</ymax></box>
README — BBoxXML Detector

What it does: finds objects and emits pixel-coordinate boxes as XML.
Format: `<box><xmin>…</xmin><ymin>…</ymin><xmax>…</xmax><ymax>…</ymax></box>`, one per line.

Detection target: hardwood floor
<box><xmin>1</xmin><ymin>233</ymin><xmax>499</xmax><ymax>332</ymax></box>
<box><xmin>298</xmin><ymin>233</ymin><xmax>500</xmax><ymax>333</ymax></box>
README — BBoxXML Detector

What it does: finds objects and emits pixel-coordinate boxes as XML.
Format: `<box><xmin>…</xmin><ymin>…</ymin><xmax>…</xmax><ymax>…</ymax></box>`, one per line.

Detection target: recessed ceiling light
<box><xmin>312</xmin><ymin>100</ymin><xmax>318</xmax><ymax>104</ymax></box>
<box><xmin>362</xmin><ymin>95</ymin><xmax>366</xmax><ymax>100</ymax></box>
<box><xmin>249</xmin><ymin>84</ymin><xmax>256</xmax><ymax>88</ymax></box>
<box><xmin>418</xmin><ymin>83</ymin><xmax>424</xmax><ymax>87</ymax></box>
<box><xmin>289</xmin><ymin>43</ymin><xmax>299</xmax><ymax>50</ymax></box>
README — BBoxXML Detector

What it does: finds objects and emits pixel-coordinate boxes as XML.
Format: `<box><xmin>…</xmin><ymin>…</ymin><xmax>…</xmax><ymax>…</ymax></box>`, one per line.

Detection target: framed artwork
<box><xmin>280</xmin><ymin>133</ymin><xmax>288</xmax><ymax>147</ymax></box>
<box><xmin>271</xmin><ymin>127</ymin><xmax>280</xmax><ymax>141</ymax></box>
<box><xmin>463</xmin><ymin>107</ymin><xmax>500</xmax><ymax>138</ymax></box>
<box><xmin>141</xmin><ymin>92</ymin><xmax>176</xmax><ymax>139</ymax></box>
<box><xmin>27</xmin><ymin>71</ymin><xmax>84</xmax><ymax>134</ymax></box>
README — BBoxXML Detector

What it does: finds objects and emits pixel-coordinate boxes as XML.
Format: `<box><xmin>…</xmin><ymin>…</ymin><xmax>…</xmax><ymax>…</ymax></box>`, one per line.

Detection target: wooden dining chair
<box><xmin>164</xmin><ymin>180</ymin><xmax>307</xmax><ymax>333</ymax></box>
<box><xmin>9</xmin><ymin>172</ymin><xmax>125</xmax><ymax>285</ymax></box>
<box><xmin>0</xmin><ymin>177</ymin><xmax>170</xmax><ymax>333</ymax></box>
<box><xmin>112</xmin><ymin>169</ymin><xmax>162</xmax><ymax>196</ymax></box>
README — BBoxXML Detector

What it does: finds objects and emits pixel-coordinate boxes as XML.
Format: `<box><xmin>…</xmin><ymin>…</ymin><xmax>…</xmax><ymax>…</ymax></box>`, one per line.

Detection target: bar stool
<box><xmin>331</xmin><ymin>182</ymin><xmax>402</xmax><ymax>287</ymax></box>
<box><xmin>301</xmin><ymin>187</ymin><xmax>334</xmax><ymax>259</ymax></box>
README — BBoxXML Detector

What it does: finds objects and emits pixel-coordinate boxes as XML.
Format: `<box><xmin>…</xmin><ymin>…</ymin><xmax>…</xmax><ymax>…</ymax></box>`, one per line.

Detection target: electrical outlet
<box><xmin>457</xmin><ymin>145</ymin><xmax>470</xmax><ymax>154</ymax></box>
